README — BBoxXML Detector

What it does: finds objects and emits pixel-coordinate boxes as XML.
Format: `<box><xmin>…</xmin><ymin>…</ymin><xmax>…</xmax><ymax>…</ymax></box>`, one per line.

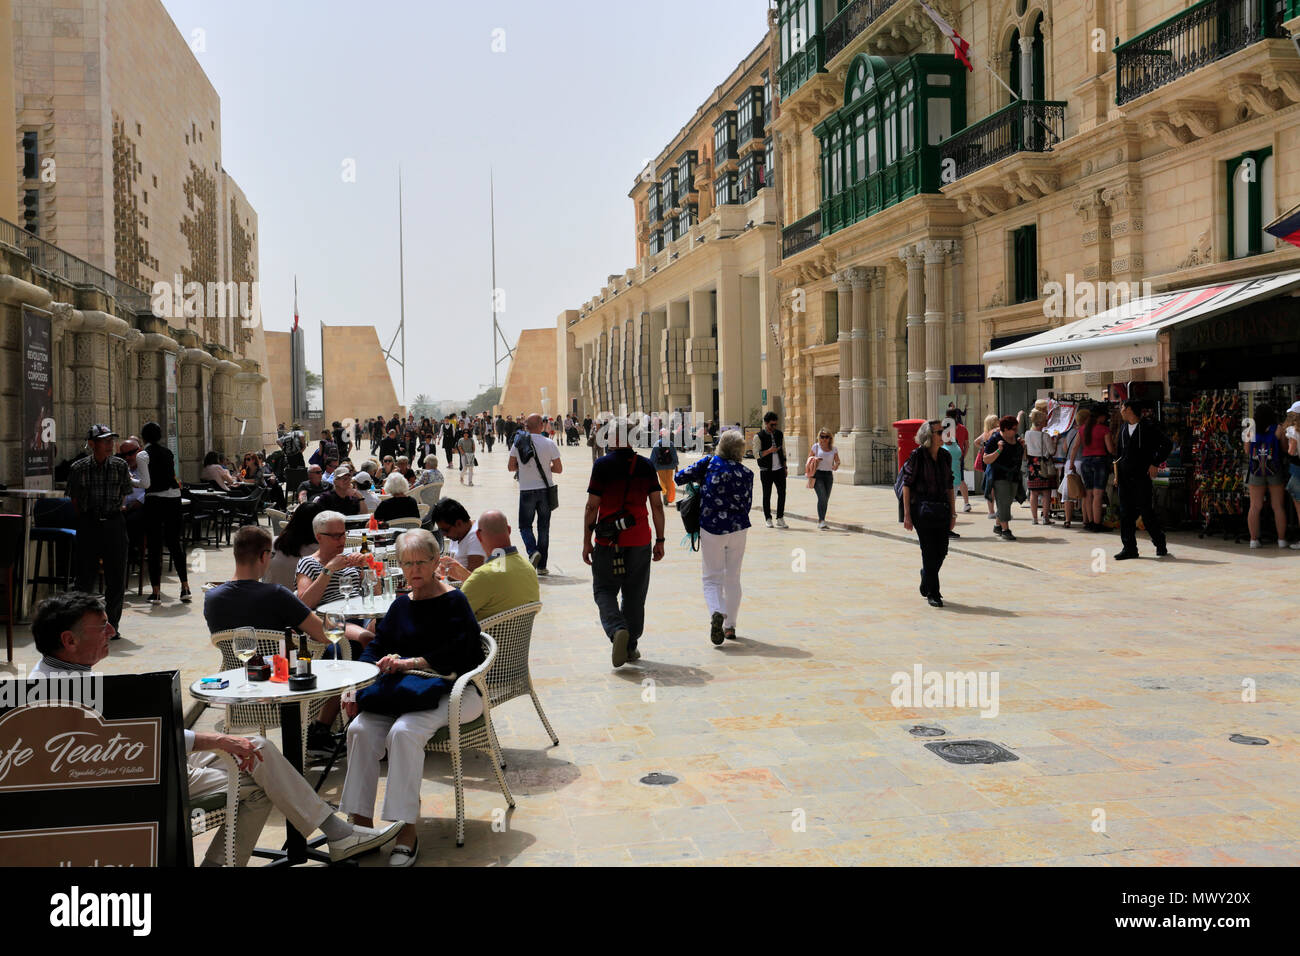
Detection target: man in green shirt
<box><xmin>460</xmin><ymin>510</ymin><xmax>539</xmax><ymax>620</ymax></box>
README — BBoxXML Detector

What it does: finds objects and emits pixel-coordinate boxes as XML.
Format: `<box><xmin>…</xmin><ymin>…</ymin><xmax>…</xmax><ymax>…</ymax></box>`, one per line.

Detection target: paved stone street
<box><xmin>7</xmin><ymin>442</ymin><xmax>1298</xmax><ymax>866</ymax></box>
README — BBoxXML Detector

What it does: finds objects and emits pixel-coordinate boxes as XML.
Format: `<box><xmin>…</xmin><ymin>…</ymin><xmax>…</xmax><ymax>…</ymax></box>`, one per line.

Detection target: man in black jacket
<box><xmin>1114</xmin><ymin>400</ymin><xmax>1173</xmax><ymax>560</ymax></box>
<box><xmin>754</xmin><ymin>411</ymin><xmax>788</xmax><ymax>528</ymax></box>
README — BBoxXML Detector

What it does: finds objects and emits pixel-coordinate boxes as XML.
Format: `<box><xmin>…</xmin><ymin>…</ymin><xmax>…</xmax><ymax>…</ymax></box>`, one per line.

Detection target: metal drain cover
<box><xmin>924</xmin><ymin>740</ymin><xmax>1019</xmax><ymax>764</ymax></box>
<box><xmin>639</xmin><ymin>772</ymin><xmax>678</xmax><ymax>785</ymax></box>
<box><xmin>1228</xmin><ymin>734</ymin><xmax>1269</xmax><ymax>746</ymax></box>
<box><xmin>909</xmin><ymin>725</ymin><xmax>946</xmax><ymax>737</ymax></box>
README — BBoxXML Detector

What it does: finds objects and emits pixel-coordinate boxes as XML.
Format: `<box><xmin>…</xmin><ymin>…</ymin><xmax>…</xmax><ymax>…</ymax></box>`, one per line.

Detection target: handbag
<box><xmin>915</xmin><ymin>500</ymin><xmax>950</xmax><ymax>529</ymax></box>
<box><xmin>528</xmin><ymin>436</ymin><xmax>560</xmax><ymax>511</ymax></box>
<box><xmin>356</xmin><ymin>671</ymin><xmax>453</xmax><ymax>717</ymax></box>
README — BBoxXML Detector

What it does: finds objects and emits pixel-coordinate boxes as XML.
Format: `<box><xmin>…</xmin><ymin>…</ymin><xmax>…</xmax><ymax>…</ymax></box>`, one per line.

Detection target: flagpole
<box><xmin>398</xmin><ymin>165</ymin><xmax>406</xmax><ymax>406</ymax></box>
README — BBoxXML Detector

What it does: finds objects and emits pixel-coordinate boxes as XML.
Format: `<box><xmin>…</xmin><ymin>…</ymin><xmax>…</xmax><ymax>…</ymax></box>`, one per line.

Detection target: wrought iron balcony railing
<box><xmin>782</xmin><ymin>210</ymin><xmax>822</xmax><ymax>258</ymax></box>
<box><xmin>824</xmin><ymin>0</ymin><xmax>900</xmax><ymax>63</ymax></box>
<box><xmin>1114</xmin><ymin>0</ymin><xmax>1287</xmax><ymax>106</ymax></box>
<box><xmin>938</xmin><ymin>99</ymin><xmax>1067</xmax><ymax>182</ymax></box>
<box><xmin>0</xmin><ymin>216</ymin><xmax>152</xmax><ymax>312</ymax></box>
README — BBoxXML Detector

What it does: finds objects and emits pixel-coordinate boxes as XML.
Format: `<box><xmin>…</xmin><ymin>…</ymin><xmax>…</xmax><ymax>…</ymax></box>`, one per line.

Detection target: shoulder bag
<box><xmin>526</xmin><ymin>435</ymin><xmax>559</xmax><ymax>511</ymax></box>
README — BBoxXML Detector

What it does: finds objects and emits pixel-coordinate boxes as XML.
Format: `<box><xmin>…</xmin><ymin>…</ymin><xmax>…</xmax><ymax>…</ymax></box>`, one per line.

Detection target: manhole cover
<box><xmin>639</xmin><ymin>772</ymin><xmax>678</xmax><ymax>786</ymax></box>
<box><xmin>909</xmin><ymin>725</ymin><xmax>946</xmax><ymax>737</ymax></box>
<box><xmin>924</xmin><ymin>740</ymin><xmax>1019</xmax><ymax>764</ymax></box>
<box><xmin>1228</xmin><ymin>734</ymin><xmax>1269</xmax><ymax>746</ymax></box>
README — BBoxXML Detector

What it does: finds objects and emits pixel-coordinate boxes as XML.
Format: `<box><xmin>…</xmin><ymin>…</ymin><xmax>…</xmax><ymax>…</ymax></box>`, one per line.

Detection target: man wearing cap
<box><xmin>66</xmin><ymin>425</ymin><xmax>133</xmax><ymax>639</ymax></box>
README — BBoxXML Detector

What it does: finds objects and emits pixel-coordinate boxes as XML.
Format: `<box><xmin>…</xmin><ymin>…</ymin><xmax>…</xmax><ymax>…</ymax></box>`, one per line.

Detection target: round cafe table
<box><xmin>319</xmin><ymin>593</ymin><xmax>400</xmax><ymax>618</ymax></box>
<box><xmin>189</xmin><ymin>659</ymin><xmax>378</xmax><ymax>866</ymax></box>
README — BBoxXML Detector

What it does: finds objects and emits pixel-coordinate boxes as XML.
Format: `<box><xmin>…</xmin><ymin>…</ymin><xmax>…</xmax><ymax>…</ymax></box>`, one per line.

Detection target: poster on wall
<box><xmin>164</xmin><ymin>350</ymin><xmax>179</xmax><ymax>457</ymax></box>
<box><xmin>21</xmin><ymin>305</ymin><xmax>54</xmax><ymax>487</ymax></box>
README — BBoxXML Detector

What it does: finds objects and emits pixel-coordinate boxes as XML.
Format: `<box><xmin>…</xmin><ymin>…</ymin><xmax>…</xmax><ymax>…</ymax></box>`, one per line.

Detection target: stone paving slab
<box><xmin>3</xmin><ymin>441</ymin><xmax>1296</xmax><ymax>866</ymax></box>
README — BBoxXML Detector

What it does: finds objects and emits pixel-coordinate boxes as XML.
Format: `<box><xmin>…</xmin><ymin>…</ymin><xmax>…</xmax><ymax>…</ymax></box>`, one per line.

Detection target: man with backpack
<box><xmin>508</xmin><ymin>413</ymin><xmax>563</xmax><ymax>575</ymax></box>
<box><xmin>651</xmin><ymin>428</ymin><xmax>679</xmax><ymax>505</ymax></box>
<box><xmin>278</xmin><ymin>423</ymin><xmax>306</xmax><ymax>469</ymax></box>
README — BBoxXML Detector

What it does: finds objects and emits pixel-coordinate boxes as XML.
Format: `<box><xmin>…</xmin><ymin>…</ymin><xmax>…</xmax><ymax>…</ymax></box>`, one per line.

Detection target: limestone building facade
<box><xmin>1</xmin><ymin>0</ymin><xmax>276</xmax><ymax>480</ymax></box>
<box><xmin>558</xmin><ymin>38</ymin><xmax>782</xmax><ymax>431</ymax></box>
<box><xmin>771</xmin><ymin>0</ymin><xmax>1300</xmax><ymax>481</ymax></box>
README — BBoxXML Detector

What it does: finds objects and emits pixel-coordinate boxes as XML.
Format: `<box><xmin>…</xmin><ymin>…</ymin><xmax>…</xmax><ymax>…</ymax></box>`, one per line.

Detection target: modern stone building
<box><xmin>771</xmin><ymin>0</ymin><xmax>1300</xmax><ymax>481</ymax></box>
<box><xmin>559</xmin><ymin>38</ymin><xmax>782</xmax><ymax>431</ymax></box>
<box><xmin>495</xmin><ymin>327</ymin><xmax>557</xmax><ymax>419</ymax></box>
<box><xmin>0</xmin><ymin>0</ymin><xmax>276</xmax><ymax>484</ymax></box>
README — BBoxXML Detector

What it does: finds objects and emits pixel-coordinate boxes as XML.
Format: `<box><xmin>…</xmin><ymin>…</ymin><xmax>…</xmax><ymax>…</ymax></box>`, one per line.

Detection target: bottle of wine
<box><xmin>297</xmin><ymin>634</ymin><xmax>311</xmax><ymax>676</ymax></box>
<box><xmin>281</xmin><ymin>626</ymin><xmax>297</xmax><ymax>660</ymax></box>
<box><xmin>360</xmin><ymin>532</ymin><xmax>370</xmax><ymax>554</ymax></box>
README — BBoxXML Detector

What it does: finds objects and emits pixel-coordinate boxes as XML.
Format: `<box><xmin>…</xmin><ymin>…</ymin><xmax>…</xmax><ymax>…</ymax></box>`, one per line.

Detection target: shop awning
<box><xmin>983</xmin><ymin>270</ymin><xmax>1300</xmax><ymax>378</ymax></box>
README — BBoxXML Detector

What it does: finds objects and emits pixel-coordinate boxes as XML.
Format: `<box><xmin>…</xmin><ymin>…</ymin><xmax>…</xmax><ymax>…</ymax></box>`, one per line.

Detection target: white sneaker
<box><xmin>765</xmin><ymin>518</ymin><xmax>773</xmax><ymax>527</ymax></box>
<box><xmin>1250</xmin><ymin>539</ymin><xmax>1261</xmax><ymax>549</ymax></box>
<box><xmin>818</xmin><ymin>521</ymin><xmax>829</xmax><ymax>530</ymax></box>
<box><xmin>775</xmin><ymin>518</ymin><xmax>788</xmax><ymax>529</ymax></box>
<box><xmin>962</xmin><ymin>504</ymin><xmax>971</xmax><ymax>513</ymax></box>
<box><xmin>1279</xmin><ymin>540</ymin><xmax>1288</xmax><ymax>549</ymax></box>
<box><xmin>1290</xmin><ymin>541</ymin><xmax>1300</xmax><ymax>550</ymax></box>
<box><xmin>328</xmin><ymin>820</ymin><xmax>403</xmax><ymax>863</ymax></box>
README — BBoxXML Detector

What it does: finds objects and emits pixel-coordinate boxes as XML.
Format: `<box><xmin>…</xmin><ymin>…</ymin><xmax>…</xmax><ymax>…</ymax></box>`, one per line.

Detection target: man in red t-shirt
<box><xmin>582</xmin><ymin>419</ymin><xmax>666</xmax><ymax>667</ymax></box>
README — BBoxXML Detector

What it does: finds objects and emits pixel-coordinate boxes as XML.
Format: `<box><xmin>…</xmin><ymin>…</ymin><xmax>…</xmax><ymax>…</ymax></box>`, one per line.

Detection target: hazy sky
<box><xmin>159</xmin><ymin>0</ymin><xmax>770</xmax><ymax>404</ymax></box>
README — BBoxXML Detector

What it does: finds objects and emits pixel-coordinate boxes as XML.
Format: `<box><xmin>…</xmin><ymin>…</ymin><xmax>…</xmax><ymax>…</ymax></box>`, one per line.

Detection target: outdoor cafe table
<box><xmin>189</xmin><ymin>659</ymin><xmax>378</xmax><ymax>866</ymax></box>
<box><xmin>319</xmin><ymin>593</ymin><xmax>400</xmax><ymax>618</ymax></box>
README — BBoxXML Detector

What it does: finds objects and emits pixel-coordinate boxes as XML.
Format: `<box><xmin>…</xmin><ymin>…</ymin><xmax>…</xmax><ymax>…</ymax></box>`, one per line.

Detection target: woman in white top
<box><xmin>200</xmin><ymin>451</ymin><xmax>235</xmax><ymax>491</ymax></box>
<box><xmin>1023</xmin><ymin>408</ymin><xmax>1057</xmax><ymax>525</ymax></box>
<box><xmin>808</xmin><ymin>428</ymin><xmax>840</xmax><ymax>529</ymax></box>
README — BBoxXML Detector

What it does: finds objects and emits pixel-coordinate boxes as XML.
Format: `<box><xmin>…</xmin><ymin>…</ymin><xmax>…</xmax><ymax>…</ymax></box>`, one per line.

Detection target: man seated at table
<box><xmin>354</xmin><ymin>469</ymin><xmax>381</xmax><ymax>513</ymax></box>
<box><xmin>459</xmin><ymin>510</ymin><xmax>539</xmax><ymax>618</ymax></box>
<box><xmin>30</xmin><ymin>591</ymin><xmax>401</xmax><ymax>866</ymax></box>
<box><xmin>297</xmin><ymin>510</ymin><xmax>375</xmax><ymax>657</ymax></box>
<box><xmin>313</xmin><ymin>466</ymin><xmax>367</xmax><ymax>516</ymax></box>
<box><xmin>297</xmin><ymin>464</ymin><xmax>330</xmax><ymax>504</ymax></box>
<box><xmin>432</xmin><ymin>497</ymin><xmax>487</xmax><ymax>576</ymax></box>
<box><xmin>322</xmin><ymin>458</ymin><xmax>339</xmax><ymax>485</ymax></box>
<box><xmin>206</xmin><ymin>525</ymin><xmax>345</xmax><ymax>756</ymax></box>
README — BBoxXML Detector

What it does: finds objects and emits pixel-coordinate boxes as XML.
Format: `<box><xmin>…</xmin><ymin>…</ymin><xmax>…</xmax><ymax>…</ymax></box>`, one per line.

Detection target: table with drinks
<box><xmin>190</xmin><ymin>630</ymin><xmax>378</xmax><ymax>866</ymax></box>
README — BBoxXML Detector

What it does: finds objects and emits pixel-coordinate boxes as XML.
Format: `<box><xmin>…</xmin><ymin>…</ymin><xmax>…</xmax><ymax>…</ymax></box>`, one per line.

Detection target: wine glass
<box><xmin>362</xmin><ymin>568</ymin><xmax>378</xmax><ymax>610</ymax></box>
<box><xmin>340</xmin><ymin>576</ymin><xmax>357</xmax><ymax>615</ymax></box>
<box><xmin>233</xmin><ymin>628</ymin><xmax>257</xmax><ymax>691</ymax></box>
<box><xmin>323</xmin><ymin>615</ymin><xmax>345</xmax><ymax>671</ymax></box>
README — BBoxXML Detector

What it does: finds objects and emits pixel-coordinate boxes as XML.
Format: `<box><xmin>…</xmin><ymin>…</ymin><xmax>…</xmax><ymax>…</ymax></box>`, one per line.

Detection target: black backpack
<box><xmin>676</xmin><ymin>482</ymin><xmax>702</xmax><ymax>551</ymax></box>
<box><xmin>653</xmin><ymin>443</ymin><xmax>673</xmax><ymax>467</ymax></box>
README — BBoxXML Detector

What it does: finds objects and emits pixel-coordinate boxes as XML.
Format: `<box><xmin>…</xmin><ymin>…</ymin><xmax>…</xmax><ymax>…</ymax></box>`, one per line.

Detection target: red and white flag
<box><xmin>918</xmin><ymin>1</ymin><xmax>973</xmax><ymax>72</ymax></box>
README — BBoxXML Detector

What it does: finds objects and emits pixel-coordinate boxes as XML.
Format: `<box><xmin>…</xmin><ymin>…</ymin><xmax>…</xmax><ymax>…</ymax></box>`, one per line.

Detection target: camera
<box><xmin>594</xmin><ymin>510</ymin><xmax>636</xmax><ymax>538</ymax></box>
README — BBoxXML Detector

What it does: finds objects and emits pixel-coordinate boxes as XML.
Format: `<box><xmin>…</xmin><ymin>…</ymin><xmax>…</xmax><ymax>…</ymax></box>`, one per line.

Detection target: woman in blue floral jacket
<box><xmin>675</xmin><ymin>430</ymin><xmax>754</xmax><ymax>645</ymax></box>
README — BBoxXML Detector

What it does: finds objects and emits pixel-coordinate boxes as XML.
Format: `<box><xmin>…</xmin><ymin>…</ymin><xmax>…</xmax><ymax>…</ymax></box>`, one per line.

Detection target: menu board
<box><xmin>0</xmin><ymin>672</ymin><xmax>192</xmax><ymax>866</ymax></box>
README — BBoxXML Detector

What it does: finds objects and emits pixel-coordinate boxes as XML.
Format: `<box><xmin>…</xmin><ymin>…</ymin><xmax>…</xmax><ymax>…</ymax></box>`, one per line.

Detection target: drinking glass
<box><xmin>233</xmin><ymin>628</ymin><xmax>257</xmax><ymax>691</ymax></box>
<box><xmin>362</xmin><ymin>569</ymin><xmax>378</xmax><ymax>610</ymax></box>
<box><xmin>323</xmin><ymin>615</ymin><xmax>345</xmax><ymax>671</ymax></box>
<box><xmin>340</xmin><ymin>578</ymin><xmax>357</xmax><ymax>615</ymax></box>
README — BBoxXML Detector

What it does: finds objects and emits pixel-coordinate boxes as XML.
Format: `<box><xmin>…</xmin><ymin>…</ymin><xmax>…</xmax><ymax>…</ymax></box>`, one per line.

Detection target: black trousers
<box><xmin>759</xmin><ymin>469</ymin><xmax>786</xmax><ymax>520</ymax></box>
<box><xmin>1118</xmin><ymin>473</ymin><xmax>1166</xmax><ymax>553</ymax></box>
<box><xmin>75</xmin><ymin>513</ymin><xmax>127</xmax><ymax>629</ymax></box>
<box><xmin>913</xmin><ymin>513</ymin><xmax>950</xmax><ymax>598</ymax></box>
<box><xmin>591</xmin><ymin>544</ymin><xmax>652</xmax><ymax>647</ymax></box>
<box><xmin>144</xmin><ymin>495</ymin><xmax>188</xmax><ymax>590</ymax></box>
<box><xmin>443</xmin><ymin>445</ymin><xmax>455</xmax><ymax>466</ymax></box>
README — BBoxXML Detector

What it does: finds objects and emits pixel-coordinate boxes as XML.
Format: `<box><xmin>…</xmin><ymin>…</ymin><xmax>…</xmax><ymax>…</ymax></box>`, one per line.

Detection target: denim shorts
<box><xmin>1247</xmin><ymin>472</ymin><xmax>1286</xmax><ymax>487</ymax></box>
<box><xmin>1289</xmin><ymin>474</ymin><xmax>1300</xmax><ymax>502</ymax></box>
<box><xmin>1081</xmin><ymin>456</ymin><xmax>1110</xmax><ymax>490</ymax></box>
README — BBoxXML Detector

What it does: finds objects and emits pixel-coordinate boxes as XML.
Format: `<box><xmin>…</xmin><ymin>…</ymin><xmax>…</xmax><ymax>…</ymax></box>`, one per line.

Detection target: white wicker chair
<box><xmin>386</xmin><ymin>517</ymin><xmax>420</xmax><ymax>529</ymax></box>
<box><xmin>188</xmin><ymin>750</ymin><xmax>240</xmax><ymax>867</ymax></box>
<box><xmin>478</xmin><ymin>602</ymin><xmax>557</xmax><ymax>750</ymax></box>
<box><xmin>420</xmin><ymin>633</ymin><xmax>514</xmax><ymax>847</ymax></box>
<box><xmin>265</xmin><ymin>508</ymin><xmax>287</xmax><ymax>538</ymax></box>
<box><xmin>413</xmin><ymin>482</ymin><xmax>443</xmax><ymax>508</ymax></box>
<box><xmin>416</xmin><ymin>503</ymin><xmax>431</xmax><ymax>522</ymax></box>
<box><xmin>210</xmin><ymin>629</ymin><xmax>350</xmax><ymax>751</ymax></box>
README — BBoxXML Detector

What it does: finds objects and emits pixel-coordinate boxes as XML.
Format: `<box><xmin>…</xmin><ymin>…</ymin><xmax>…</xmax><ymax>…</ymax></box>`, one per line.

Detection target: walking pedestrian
<box><xmin>981</xmin><ymin>415</ymin><xmax>1025</xmax><ymax>541</ymax></box>
<box><xmin>807</xmin><ymin>428</ymin><xmax>840</xmax><ymax>529</ymax></box>
<box><xmin>457</xmin><ymin>429</ymin><xmax>477</xmax><ymax>486</ymax></box>
<box><xmin>754</xmin><ymin>411</ymin><xmax>788</xmax><ymax>528</ymax></box>
<box><xmin>675</xmin><ymin>430</ymin><xmax>753</xmax><ymax>643</ymax></box>
<box><xmin>140</xmin><ymin>420</ymin><xmax>191</xmax><ymax>605</ymax></box>
<box><xmin>509</xmin><ymin>413</ymin><xmax>563</xmax><ymax>575</ymax></box>
<box><xmin>650</xmin><ymin>428</ymin><xmax>679</xmax><ymax>505</ymax></box>
<box><xmin>1246</xmin><ymin>403</ymin><xmax>1290</xmax><ymax>549</ymax></box>
<box><xmin>1024</xmin><ymin>408</ymin><xmax>1057</xmax><ymax>525</ymax></box>
<box><xmin>1113</xmin><ymin>399</ymin><xmax>1173</xmax><ymax>560</ymax></box>
<box><xmin>940</xmin><ymin>428</ymin><xmax>967</xmax><ymax>534</ymax></box>
<box><xmin>66</xmin><ymin>425</ymin><xmax>133</xmax><ymax>639</ymax></box>
<box><xmin>973</xmin><ymin>413</ymin><xmax>999</xmax><ymax>518</ymax></box>
<box><xmin>901</xmin><ymin>419</ymin><xmax>956</xmax><ymax>607</ymax></box>
<box><xmin>582</xmin><ymin>420</ymin><xmax>665</xmax><ymax>667</ymax></box>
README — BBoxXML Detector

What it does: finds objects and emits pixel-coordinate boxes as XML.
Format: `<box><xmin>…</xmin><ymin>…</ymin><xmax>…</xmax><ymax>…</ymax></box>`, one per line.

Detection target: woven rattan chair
<box><xmin>421</xmin><ymin>633</ymin><xmax>514</xmax><ymax>847</ymax></box>
<box><xmin>413</xmin><ymin>482</ymin><xmax>443</xmax><ymax>508</ymax></box>
<box><xmin>188</xmin><ymin>750</ymin><xmax>240</xmax><ymax>867</ymax></box>
<box><xmin>478</xmin><ymin>602</ymin><xmax>556</xmax><ymax>750</ymax></box>
<box><xmin>265</xmin><ymin>508</ymin><xmax>287</xmax><ymax>537</ymax></box>
<box><xmin>385</xmin><ymin>517</ymin><xmax>420</xmax><ymax>529</ymax></box>
<box><xmin>210</xmin><ymin>629</ymin><xmax>350</xmax><ymax>749</ymax></box>
<box><xmin>416</xmin><ymin>503</ymin><xmax>431</xmax><ymax>522</ymax></box>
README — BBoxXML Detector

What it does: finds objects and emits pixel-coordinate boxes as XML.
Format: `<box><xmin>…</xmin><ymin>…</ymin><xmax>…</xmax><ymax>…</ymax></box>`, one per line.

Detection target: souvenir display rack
<box><xmin>1189</xmin><ymin>389</ymin><xmax>1246</xmax><ymax>539</ymax></box>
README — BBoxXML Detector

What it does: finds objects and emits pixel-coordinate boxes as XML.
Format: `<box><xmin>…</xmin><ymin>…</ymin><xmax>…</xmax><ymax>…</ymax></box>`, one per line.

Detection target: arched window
<box><xmin>1008</xmin><ymin>14</ymin><xmax>1045</xmax><ymax>101</ymax></box>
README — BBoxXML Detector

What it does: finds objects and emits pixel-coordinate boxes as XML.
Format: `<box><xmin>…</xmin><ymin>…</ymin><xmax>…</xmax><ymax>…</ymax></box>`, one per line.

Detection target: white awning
<box><xmin>983</xmin><ymin>270</ymin><xmax>1300</xmax><ymax>378</ymax></box>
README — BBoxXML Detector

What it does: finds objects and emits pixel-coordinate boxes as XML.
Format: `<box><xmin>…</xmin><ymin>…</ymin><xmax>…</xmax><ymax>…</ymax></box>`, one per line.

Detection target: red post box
<box><xmin>893</xmin><ymin>419</ymin><xmax>925</xmax><ymax>472</ymax></box>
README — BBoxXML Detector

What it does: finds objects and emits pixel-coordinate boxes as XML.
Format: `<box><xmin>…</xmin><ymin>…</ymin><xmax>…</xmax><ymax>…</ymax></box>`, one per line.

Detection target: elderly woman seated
<box><xmin>339</xmin><ymin>528</ymin><xmax>485</xmax><ymax>867</ymax></box>
<box><xmin>412</xmin><ymin>454</ymin><xmax>445</xmax><ymax>489</ymax></box>
<box><xmin>373</xmin><ymin>473</ymin><xmax>420</xmax><ymax>523</ymax></box>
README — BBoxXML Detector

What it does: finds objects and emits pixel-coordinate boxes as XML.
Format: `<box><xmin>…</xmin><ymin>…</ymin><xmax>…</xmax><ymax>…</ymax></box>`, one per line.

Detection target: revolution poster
<box><xmin>21</xmin><ymin>305</ymin><xmax>54</xmax><ymax>484</ymax></box>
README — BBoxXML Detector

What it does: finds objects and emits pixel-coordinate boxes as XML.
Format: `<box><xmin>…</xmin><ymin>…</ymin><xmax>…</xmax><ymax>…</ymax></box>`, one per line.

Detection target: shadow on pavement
<box><xmin>937</xmin><ymin>603</ymin><xmax>1019</xmax><ymax>617</ymax></box>
<box><xmin>715</xmin><ymin>637</ymin><xmax>814</xmax><ymax>659</ymax></box>
<box><xmin>614</xmin><ymin>660</ymin><xmax>715</xmax><ymax>686</ymax></box>
<box><xmin>423</xmin><ymin>748</ymin><xmax>581</xmax><ymax>796</ymax></box>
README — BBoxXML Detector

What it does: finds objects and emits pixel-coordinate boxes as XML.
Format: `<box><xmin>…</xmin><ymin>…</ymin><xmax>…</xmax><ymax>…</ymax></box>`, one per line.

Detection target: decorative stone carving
<box><xmin>987</xmin><ymin>280</ymin><xmax>1006</xmax><ymax>309</ymax></box>
<box><xmin>1100</xmin><ymin>181</ymin><xmax>1141</xmax><ymax>215</ymax></box>
<box><xmin>1179</xmin><ymin>230</ymin><xmax>1213</xmax><ymax>269</ymax></box>
<box><xmin>1223</xmin><ymin>74</ymin><xmax>1283</xmax><ymax>116</ymax></box>
<box><xmin>1141</xmin><ymin>112</ymin><xmax>1193</xmax><ymax>148</ymax></box>
<box><xmin>1168</xmin><ymin>103</ymin><xmax>1219</xmax><ymax>138</ymax></box>
<box><xmin>1260</xmin><ymin>64</ymin><xmax>1300</xmax><ymax>105</ymax></box>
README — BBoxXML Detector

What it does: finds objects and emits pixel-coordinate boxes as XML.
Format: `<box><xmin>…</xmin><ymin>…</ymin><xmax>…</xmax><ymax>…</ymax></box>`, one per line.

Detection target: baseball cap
<box><xmin>1288</xmin><ymin>401</ymin><xmax>1300</xmax><ymax>416</ymax></box>
<box><xmin>87</xmin><ymin>424</ymin><xmax>117</xmax><ymax>440</ymax></box>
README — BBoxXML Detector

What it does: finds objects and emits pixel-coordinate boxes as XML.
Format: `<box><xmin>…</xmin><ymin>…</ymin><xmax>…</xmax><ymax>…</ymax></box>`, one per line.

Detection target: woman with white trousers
<box><xmin>675</xmin><ymin>430</ymin><xmax>754</xmax><ymax>645</ymax></box>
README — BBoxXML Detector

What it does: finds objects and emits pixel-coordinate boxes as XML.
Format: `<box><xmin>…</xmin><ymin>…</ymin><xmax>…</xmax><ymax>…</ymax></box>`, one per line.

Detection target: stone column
<box><xmin>130</xmin><ymin>332</ymin><xmax>180</xmax><ymax>443</ymax></box>
<box><xmin>1101</xmin><ymin>181</ymin><xmax>1143</xmax><ymax>291</ymax></box>
<box><xmin>177</xmin><ymin>345</ymin><xmax>218</xmax><ymax>481</ymax></box>
<box><xmin>212</xmin><ymin>359</ymin><xmax>243</xmax><ymax>455</ymax></box>
<box><xmin>923</xmin><ymin>240</ymin><xmax>950</xmax><ymax>419</ymax></box>
<box><xmin>948</xmin><ymin>243</ymin><xmax>965</xmax><ymax>369</ymax></box>
<box><xmin>687</xmin><ymin>289</ymin><xmax>717</xmax><ymax>422</ymax></box>
<box><xmin>1020</xmin><ymin>34</ymin><xmax>1035</xmax><ymax>143</ymax></box>
<box><xmin>833</xmin><ymin>270</ymin><xmax>853</xmax><ymax>436</ymax></box>
<box><xmin>872</xmin><ymin>269</ymin><xmax>888</xmax><ymax>433</ymax></box>
<box><xmin>851</xmin><ymin>268</ymin><xmax>870</xmax><ymax>435</ymax></box>
<box><xmin>900</xmin><ymin>245</ymin><xmax>926</xmax><ymax>418</ymax></box>
<box><xmin>234</xmin><ymin>359</ymin><xmax>268</xmax><ymax>454</ymax></box>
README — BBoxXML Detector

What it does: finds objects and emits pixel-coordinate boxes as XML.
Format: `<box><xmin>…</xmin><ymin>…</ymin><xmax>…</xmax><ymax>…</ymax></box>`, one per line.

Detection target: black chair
<box><xmin>0</xmin><ymin>514</ymin><xmax>23</xmax><ymax>662</ymax></box>
<box><xmin>284</xmin><ymin>467</ymin><xmax>308</xmax><ymax>497</ymax></box>
<box><xmin>29</xmin><ymin>498</ymin><xmax>77</xmax><ymax>600</ymax></box>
